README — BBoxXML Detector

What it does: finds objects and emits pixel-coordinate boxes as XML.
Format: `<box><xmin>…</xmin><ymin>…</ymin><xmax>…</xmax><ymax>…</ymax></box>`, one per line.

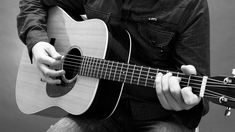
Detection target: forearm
<box><xmin>17</xmin><ymin>0</ymin><xmax>56</xmax><ymax>59</ymax></box>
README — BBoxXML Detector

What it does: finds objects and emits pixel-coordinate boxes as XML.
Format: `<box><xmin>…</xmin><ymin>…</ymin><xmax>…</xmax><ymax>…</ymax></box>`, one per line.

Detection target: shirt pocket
<box><xmin>138</xmin><ymin>23</ymin><xmax>175</xmax><ymax>61</ymax></box>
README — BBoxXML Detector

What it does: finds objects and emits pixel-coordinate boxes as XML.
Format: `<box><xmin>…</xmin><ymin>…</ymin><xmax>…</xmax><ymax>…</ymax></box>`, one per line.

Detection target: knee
<box><xmin>47</xmin><ymin>117</ymin><xmax>80</xmax><ymax>132</ymax></box>
<box><xmin>149</xmin><ymin>122</ymin><xmax>193</xmax><ymax>132</ymax></box>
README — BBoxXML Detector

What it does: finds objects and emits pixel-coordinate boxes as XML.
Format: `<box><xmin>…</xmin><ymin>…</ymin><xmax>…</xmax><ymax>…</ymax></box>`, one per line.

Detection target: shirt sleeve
<box><xmin>172</xmin><ymin>0</ymin><xmax>210</xmax><ymax>129</ymax></box>
<box><xmin>17</xmin><ymin>0</ymin><xmax>55</xmax><ymax>60</ymax></box>
<box><xmin>17</xmin><ymin>0</ymin><xmax>86</xmax><ymax>60</ymax></box>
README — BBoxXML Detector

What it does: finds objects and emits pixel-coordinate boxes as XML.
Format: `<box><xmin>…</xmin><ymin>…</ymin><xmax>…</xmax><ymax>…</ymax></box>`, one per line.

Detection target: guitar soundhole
<box><xmin>63</xmin><ymin>47</ymin><xmax>82</xmax><ymax>81</ymax></box>
<box><xmin>46</xmin><ymin>47</ymin><xmax>82</xmax><ymax>98</ymax></box>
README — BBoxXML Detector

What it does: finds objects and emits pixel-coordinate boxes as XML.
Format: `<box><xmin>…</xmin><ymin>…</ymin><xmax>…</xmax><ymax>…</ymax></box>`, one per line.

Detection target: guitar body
<box><xmin>16</xmin><ymin>7</ymin><xmax>130</xmax><ymax>118</ymax></box>
<box><xmin>17</xmin><ymin>7</ymin><xmax>235</xmax><ymax>119</ymax></box>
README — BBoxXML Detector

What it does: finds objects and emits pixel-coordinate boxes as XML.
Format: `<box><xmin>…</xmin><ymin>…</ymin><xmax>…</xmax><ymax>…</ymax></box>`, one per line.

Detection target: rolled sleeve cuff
<box><xmin>172</xmin><ymin>99</ymin><xmax>209</xmax><ymax>129</ymax></box>
<box><xmin>26</xmin><ymin>30</ymin><xmax>49</xmax><ymax>62</ymax></box>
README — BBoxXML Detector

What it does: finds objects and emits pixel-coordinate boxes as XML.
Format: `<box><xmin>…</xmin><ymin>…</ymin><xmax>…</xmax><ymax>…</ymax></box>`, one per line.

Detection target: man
<box><xmin>17</xmin><ymin>0</ymin><xmax>210</xmax><ymax>131</ymax></box>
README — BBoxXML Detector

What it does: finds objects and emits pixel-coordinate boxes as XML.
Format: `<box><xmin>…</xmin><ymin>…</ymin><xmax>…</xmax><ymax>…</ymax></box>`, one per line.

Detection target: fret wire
<box><xmin>111</xmin><ymin>61</ymin><xmax>117</xmax><ymax>81</ymax></box>
<box><xmin>118</xmin><ymin>62</ymin><xmax>123</xmax><ymax>82</ymax></box>
<box><xmin>120</xmin><ymin>63</ymin><xmax>127</xmax><ymax>82</ymax></box>
<box><xmin>92</xmin><ymin>58</ymin><xmax>97</xmax><ymax>77</ymax></box>
<box><xmin>138</xmin><ymin>66</ymin><xmax>144</xmax><ymax>85</ymax></box>
<box><xmin>104</xmin><ymin>60</ymin><xmax>109</xmax><ymax>79</ymax></box>
<box><xmin>133</xmin><ymin>66</ymin><xmax>141</xmax><ymax>84</ymax></box>
<box><xmin>112</xmin><ymin>61</ymin><xmax>118</xmax><ymax>81</ymax></box>
<box><xmin>65</xmin><ymin>58</ymin><xmax>235</xmax><ymax>96</ymax></box>
<box><xmin>79</xmin><ymin>57</ymin><xmax>85</xmax><ymax>75</ymax></box>
<box><xmin>80</xmin><ymin>57</ymin><xmax>85</xmax><ymax>76</ymax></box>
<box><xmin>126</xmin><ymin>64</ymin><xmax>134</xmax><ymax>83</ymax></box>
<box><xmin>91</xmin><ymin>58</ymin><xmax>96</xmax><ymax>77</ymax></box>
<box><xmin>67</xmin><ymin>60</ymin><xmax>192</xmax><ymax>85</ymax></box>
<box><xmin>108</xmin><ymin>61</ymin><xmax>114</xmax><ymax>80</ymax></box>
<box><xmin>68</xmin><ymin>56</ymin><xmax>235</xmax><ymax>98</ymax></box>
<box><xmin>148</xmin><ymin>68</ymin><xmax>157</xmax><ymax>87</ymax></box>
<box><xmin>87</xmin><ymin>58</ymin><xmax>92</xmax><ymax>76</ymax></box>
<box><xmin>124</xmin><ymin>64</ymin><xmax>129</xmax><ymax>83</ymax></box>
<box><xmin>103</xmin><ymin>59</ymin><xmax>108</xmax><ymax>79</ymax></box>
<box><xmin>89</xmin><ymin>57</ymin><xmax>94</xmax><ymax>77</ymax></box>
<box><xmin>137</xmin><ymin>66</ymin><xmax>143</xmax><ymax>85</ymax></box>
<box><xmin>66</xmin><ymin>56</ymin><xmax>235</xmax><ymax>89</ymax></box>
<box><xmin>145</xmin><ymin>67</ymin><xmax>151</xmax><ymax>87</ymax></box>
<box><xmin>130</xmin><ymin>65</ymin><xmax>136</xmax><ymax>84</ymax></box>
<box><xmin>87</xmin><ymin>57</ymin><xmax>92</xmax><ymax>76</ymax></box>
<box><xmin>140</xmin><ymin>66</ymin><xmax>149</xmax><ymax>86</ymax></box>
<box><xmin>63</xmin><ymin>61</ymin><xmax>235</xmax><ymax>100</ymax></box>
<box><xmin>96</xmin><ymin>58</ymin><xmax>101</xmax><ymax>78</ymax></box>
<box><xmin>83</xmin><ymin>57</ymin><xmax>89</xmax><ymax>76</ymax></box>
<box><xmin>63</xmin><ymin>55</ymin><xmax>210</xmax><ymax>81</ymax></box>
<box><xmin>99</xmin><ymin>59</ymin><xmax>104</xmax><ymax>78</ymax></box>
<box><xmin>108</xmin><ymin>60</ymin><xmax>113</xmax><ymax>80</ymax></box>
<box><xmin>97</xmin><ymin>58</ymin><xmax>102</xmax><ymax>78</ymax></box>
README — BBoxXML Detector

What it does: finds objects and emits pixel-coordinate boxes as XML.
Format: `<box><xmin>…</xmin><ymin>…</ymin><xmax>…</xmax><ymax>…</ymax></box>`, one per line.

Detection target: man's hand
<box><xmin>155</xmin><ymin>65</ymin><xmax>201</xmax><ymax>111</ymax></box>
<box><xmin>32</xmin><ymin>41</ymin><xmax>65</xmax><ymax>84</ymax></box>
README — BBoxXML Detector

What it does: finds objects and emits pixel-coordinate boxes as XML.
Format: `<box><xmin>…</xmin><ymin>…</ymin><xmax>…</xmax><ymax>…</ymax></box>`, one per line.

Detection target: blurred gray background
<box><xmin>1</xmin><ymin>0</ymin><xmax>235</xmax><ymax>131</ymax></box>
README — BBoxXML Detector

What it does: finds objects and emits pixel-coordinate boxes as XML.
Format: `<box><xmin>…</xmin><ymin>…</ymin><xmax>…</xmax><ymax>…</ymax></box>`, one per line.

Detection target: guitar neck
<box><xmin>78</xmin><ymin>56</ymin><xmax>202</xmax><ymax>89</ymax></box>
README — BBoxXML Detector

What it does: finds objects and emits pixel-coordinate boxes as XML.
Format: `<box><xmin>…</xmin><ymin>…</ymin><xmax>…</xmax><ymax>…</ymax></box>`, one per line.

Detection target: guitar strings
<box><xmin>62</xmin><ymin>55</ymin><xmax>235</xmax><ymax>89</ymax></box>
<box><xmin>64</xmin><ymin>54</ymin><xmax>216</xmax><ymax>81</ymax></box>
<box><xmin>180</xmin><ymin>82</ymin><xmax>229</xmax><ymax>97</ymax></box>
<box><xmin>62</xmin><ymin>62</ymin><xmax>235</xmax><ymax>101</ymax></box>
<box><xmin>59</xmin><ymin>54</ymin><xmax>235</xmax><ymax>102</ymax></box>
<box><xmin>62</xmin><ymin>55</ymin><xmax>235</xmax><ymax>88</ymax></box>
<box><xmin>180</xmin><ymin>81</ymin><xmax>235</xmax><ymax>101</ymax></box>
<box><xmin>188</xmin><ymin>86</ymin><xmax>235</xmax><ymax>102</ymax></box>
<box><xmin>64</xmin><ymin>59</ymin><xmax>235</xmax><ymax>90</ymax></box>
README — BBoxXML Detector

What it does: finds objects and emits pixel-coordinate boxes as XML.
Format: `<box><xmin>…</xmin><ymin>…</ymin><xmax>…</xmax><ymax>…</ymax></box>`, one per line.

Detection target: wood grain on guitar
<box><xmin>16</xmin><ymin>7</ymin><xmax>235</xmax><ymax>119</ymax></box>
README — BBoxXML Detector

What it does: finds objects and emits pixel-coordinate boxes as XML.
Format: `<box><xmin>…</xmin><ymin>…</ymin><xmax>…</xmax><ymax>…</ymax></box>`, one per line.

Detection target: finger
<box><xmin>46</xmin><ymin>45</ymin><xmax>62</xmax><ymax>60</ymax></box>
<box><xmin>169</xmin><ymin>76</ymin><xmax>186</xmax><ymax>107</ymax></box>
<box><xmin>181</xmin><ymin>65</ymin><xmax>197</xmax><ymax>75</ymax></box>
<box><xmin>41</xmin><ymin>76</ymin><xmax>62</xmax><ymax>84</ymax></box>
<box><xmin>155</xmin><ymin>72</ymin><xmax>171</xmax><ymax>110</ymax></box>
<box><xmin>161</xmin><ymin>73</ymin><xmax>182</xmax><ymax>111</ymax></box>
<box><xmin>162</xmin><ymin>73</ymin><xmax>183</xmax><ymax>111</ymax></box>
<box><xmin>38</xmin><ymin>55</ymin><xmax>62</xmax><ymax>66</ymax></box>
<box><xmin>39</xmin><ymin>64</ymin><xmax>65</xmax><ymax>78</ymax></box>
<box><xmin>181</xmin><ymin>86</ymin><xmax>201</xmax><ymax>109</ymax></box>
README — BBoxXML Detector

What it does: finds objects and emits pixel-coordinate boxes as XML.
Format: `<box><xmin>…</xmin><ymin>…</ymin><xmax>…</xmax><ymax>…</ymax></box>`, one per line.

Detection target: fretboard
<box><xmin>79</xmin><ymin>56</ymin><xmax>199</xmax><ymax>88</ymax></box>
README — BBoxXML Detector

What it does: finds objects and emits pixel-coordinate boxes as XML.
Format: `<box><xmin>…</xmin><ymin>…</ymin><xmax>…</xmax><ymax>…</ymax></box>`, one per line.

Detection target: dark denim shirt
<box><xmin>17</xmin><ymin>0</ymin><xmax>210</xmax><ymax>129</ymax></box>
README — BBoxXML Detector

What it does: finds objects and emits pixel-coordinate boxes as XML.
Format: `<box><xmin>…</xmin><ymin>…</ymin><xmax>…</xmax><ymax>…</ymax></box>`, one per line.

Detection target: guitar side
<box><xmin>15</xmin><ymin>7</ymin><xmax>115</xmax><ymax>117</ymax></box>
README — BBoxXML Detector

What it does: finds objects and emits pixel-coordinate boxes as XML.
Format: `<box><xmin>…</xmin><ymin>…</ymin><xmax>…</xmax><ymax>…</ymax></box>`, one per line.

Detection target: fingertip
<box><xmin>181</xmin><ymin>65</ymin><xmax>197</xmax><ymax>75</ymax></box>
<box><xmin>157</xmin><ymin>72</ymin><xmax>163</xmax><ymax>76</ymax></box>
<box><xmin>60</xmin><ymin>70</ymin><xmax>66</xmax><ymax>76</ymax></box>
<box><xmin>56</xmin><ymin>79</ymin><xmax>62</xmax><ymax>84</ymax></box>
<box><xmin>181</xmin><ymin>86</ymin><xmax>200</xmax><ymax>105</ymax></box>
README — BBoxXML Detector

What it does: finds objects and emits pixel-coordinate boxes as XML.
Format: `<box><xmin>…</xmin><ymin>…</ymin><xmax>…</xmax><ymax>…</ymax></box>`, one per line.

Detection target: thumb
<box><xmin>181</xmin><ymin>86</ymin><xmax>201</xmax><ymax>105</ymax></box>
<box><xmin>181</xmin><ymin>65</ymin><xmax>197</xmax><ymax>75</ymax></box>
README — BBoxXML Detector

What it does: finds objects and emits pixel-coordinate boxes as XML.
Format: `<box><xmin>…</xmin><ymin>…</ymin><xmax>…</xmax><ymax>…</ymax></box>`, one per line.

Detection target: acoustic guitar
<box><xmin>16</xmin><ymin>7</ymin><xmax>235</xmax><ymax>119</ymax></box>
